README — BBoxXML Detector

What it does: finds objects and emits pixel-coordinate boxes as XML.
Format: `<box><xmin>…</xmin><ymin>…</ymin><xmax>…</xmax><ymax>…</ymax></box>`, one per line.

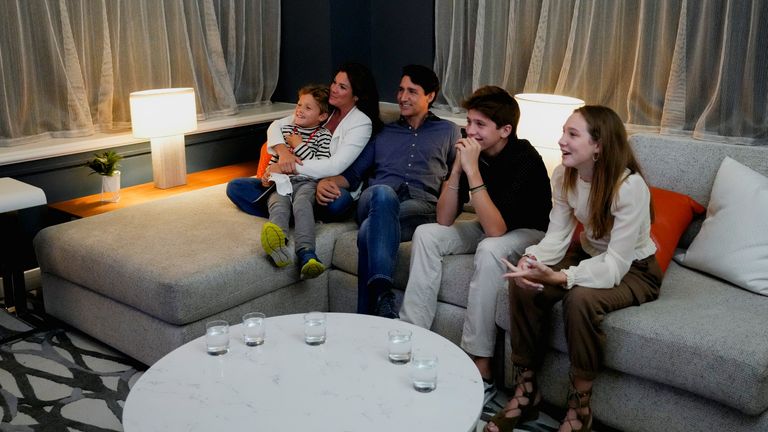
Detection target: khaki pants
<box><xmin>400</xmin><ymin>221</ymin><xmax>544</xmax><ymax>357</ymax></box>
<box><xmin>508</xmin><ymin>248</ymin><xmax>662</xmax><ymax>380</ymax></box>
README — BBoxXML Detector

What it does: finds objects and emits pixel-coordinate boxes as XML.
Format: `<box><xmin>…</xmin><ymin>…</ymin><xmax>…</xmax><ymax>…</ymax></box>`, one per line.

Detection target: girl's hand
<box><xmin>501</xmin><ymin>257</ymin><xmax>545</xmax><ymax>290</ymax></box>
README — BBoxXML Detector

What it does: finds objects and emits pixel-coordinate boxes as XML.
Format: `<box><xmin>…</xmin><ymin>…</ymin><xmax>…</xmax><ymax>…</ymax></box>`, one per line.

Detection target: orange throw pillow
<box><xmin>649</xmin><ymin>187</ymin><xmax>706</xmax><ymax>273</ymax></box>
<box><xmin>255</xmin><ymin>141</ymin><xmax>271</xmax><ymax>179</ymax></box>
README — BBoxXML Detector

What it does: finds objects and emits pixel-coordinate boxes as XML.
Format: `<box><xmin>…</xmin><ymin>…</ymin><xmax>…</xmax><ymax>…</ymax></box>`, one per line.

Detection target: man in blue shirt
<box><xmin>315</xmin><ymin>65</ymin><xmax>461</xmax><ymax>318</ymax></box>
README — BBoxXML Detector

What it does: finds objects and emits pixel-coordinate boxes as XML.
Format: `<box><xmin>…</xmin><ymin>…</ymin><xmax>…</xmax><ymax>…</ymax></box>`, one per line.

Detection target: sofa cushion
<box><xmin>649</xmin><ymin>187</ymin><xmax>705</xmax><ymax>273</ymax></box>
<box><xmin>496</xmin><ymin>260</ymin><xmax>768</xmax><ymax>415</ymax></box>
<box><xmin>630</xmin><ymin>133</ymin><xmax>768</xmax><ymax>248</ymax></box>
<box><xmin>35</xmin><ymin>184</ymin><xmax>357</xmax><ymax>325</ymax></box>
<box><xmin>677</xmin><ymin>157</ymin><xmax>768</xmax><ymax>296</ymax></box>
<box><xmin>331</xmin><ymin>230</ymin><xmax>476</xmax><ymax>308</ymax></box>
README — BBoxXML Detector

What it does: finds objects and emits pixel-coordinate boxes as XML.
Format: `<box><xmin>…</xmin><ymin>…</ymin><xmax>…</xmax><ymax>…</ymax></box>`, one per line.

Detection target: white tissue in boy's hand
<box><xmin>268</xmin><ymin>173</ymin><xmax>293</xmax><ymax>196</ymax></box>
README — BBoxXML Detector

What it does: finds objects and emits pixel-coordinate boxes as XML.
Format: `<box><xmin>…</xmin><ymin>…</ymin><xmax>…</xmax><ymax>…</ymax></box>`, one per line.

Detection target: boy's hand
<box><xmin>285</xmin><ymin>132</ymin><xmax>303</xmax><ymax>149</ymax></box>
<box><xmin>456</xmin><ymin>138</ymin><xmax>482</xmax><ymax>176</ymax></box>
<box><xmin>261</xmin><ymin>165</ymin><xmax>272</xmax><ymax>187</ymax></box>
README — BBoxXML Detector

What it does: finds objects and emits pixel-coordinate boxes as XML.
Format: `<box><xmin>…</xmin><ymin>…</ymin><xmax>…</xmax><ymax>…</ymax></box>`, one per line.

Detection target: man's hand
<box><xmin>316</xmin><ymin>177</ymin><xmax>341</xmax><ymax>206</ymax></box>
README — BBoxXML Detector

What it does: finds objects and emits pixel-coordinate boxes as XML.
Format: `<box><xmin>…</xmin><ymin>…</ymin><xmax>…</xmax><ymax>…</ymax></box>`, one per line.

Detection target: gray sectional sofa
<box><xmin>34</xmin><ymin>132</ymin><xmax>768</xmax><ymax>431</ymax></box>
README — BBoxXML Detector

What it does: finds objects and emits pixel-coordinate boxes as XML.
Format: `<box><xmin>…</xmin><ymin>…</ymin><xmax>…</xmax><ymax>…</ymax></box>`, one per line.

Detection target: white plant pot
<box><xmin>100</xmin><ymin>170</ymin><xmax>121</xmax><ymax>203</ymax></box>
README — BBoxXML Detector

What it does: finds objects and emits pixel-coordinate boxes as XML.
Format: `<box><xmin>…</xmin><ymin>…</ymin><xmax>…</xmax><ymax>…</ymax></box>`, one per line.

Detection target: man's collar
<box><xmin>397</xmin><ymin>111</ymin><xmax>440</xmax><ymax>128</ymax></box>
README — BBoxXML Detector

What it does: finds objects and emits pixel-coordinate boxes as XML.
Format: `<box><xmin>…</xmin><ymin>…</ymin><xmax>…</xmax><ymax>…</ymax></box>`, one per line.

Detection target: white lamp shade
<box><xmin>515</xmin><ymin>93</ymin><xmax>584</xmax><ymax>150</ymax></box>
<box><xmin>130</xmin><ymin>88</ymin><xmax>198</xmax><ymax>138</ymax></box>
<box><xmin>515</xmin><ymin>93</ymin><xmax>584</xmax><ymax>175</ymax></box>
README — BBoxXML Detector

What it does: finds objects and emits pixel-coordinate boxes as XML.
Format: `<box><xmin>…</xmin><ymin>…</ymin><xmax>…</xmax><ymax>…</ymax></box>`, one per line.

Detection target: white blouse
<box><xmin>526</xmin><ymin>165</ymin><xmax>657</xmax><ymax>289</ymax></box>
<box><xmin>266</xmin><ymin>106</ymin><xmax>372</xmax><ymax>179</ymax></box>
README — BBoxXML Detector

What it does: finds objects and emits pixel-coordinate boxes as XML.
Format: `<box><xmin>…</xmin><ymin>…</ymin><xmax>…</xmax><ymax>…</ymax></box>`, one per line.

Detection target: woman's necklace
<box><xmin>325</xmin><ymin>108</ymin><xmax>347</xmax><ymax>133</ymax></box>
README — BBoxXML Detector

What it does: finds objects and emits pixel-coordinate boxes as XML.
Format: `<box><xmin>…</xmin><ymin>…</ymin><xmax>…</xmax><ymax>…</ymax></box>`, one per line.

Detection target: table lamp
<box><xmin>130</xmin><ymin>88</ymin><xmax>197</xmax><ymax>189</ymax></box>
<box><xmin>514</xmin><ymin>93</ymin><xmax>584</xmax><ymax>175</ymax></box>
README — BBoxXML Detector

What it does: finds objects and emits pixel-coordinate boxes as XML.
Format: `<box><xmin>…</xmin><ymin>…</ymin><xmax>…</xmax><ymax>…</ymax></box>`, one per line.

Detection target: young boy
<box><xmin>260</xmin><ymin>84</ymin><xmax>333</xmax><ymax>279</ymax></box>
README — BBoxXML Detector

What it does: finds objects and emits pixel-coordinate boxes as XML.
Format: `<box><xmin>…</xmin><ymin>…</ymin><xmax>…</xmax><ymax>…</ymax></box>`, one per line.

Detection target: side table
<box><xmin>0</xmin><ymin>177</ymin><xmax>47</xmax><ymax>316</ymax></box>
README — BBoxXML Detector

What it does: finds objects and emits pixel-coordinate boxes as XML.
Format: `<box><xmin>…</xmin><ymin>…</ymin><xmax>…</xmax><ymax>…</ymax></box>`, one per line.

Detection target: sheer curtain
<box><xmin>0</xmin><ymin>0</ymin><xmax>280</xmax><ymax>147</ymax></box>
<box><xmin>435</xmin><ymin>0</ymin><xmax>767</xmax><ymax>145</ymax></box>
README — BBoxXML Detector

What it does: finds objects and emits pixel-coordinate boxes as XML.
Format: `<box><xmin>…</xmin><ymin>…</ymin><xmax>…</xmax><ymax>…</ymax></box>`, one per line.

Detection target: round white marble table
<box><xmin>123</xmin><ymin>313</ymin><xmax>483</xmax><ymax>432</ymax></box>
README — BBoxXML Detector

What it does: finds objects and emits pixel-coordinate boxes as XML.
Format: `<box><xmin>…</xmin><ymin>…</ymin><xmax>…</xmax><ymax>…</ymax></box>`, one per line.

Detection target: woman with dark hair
<box><xmin>227</xmin><ymin>62</ymin><xmax>381</xmax><ymax>218</ymax></box>
<box><xmin>485</xmin><ymin>106</ymin><xmax>662</xmax><ymax>432</ymax></box>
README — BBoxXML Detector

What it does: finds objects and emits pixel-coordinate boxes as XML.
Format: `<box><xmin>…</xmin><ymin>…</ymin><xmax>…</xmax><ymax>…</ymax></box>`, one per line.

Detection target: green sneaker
<box><xmin>300</xmin><ymin>258</ymin><xmax>326</xmax><ymax>279</ymax></box>
<box><xmin>261</xmin><ymin>222</ymin><xmax>291</xmax><ymax>267</ymax></box>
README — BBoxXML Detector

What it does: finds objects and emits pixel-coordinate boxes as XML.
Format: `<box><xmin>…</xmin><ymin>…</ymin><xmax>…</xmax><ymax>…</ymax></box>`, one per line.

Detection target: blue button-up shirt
<box><xmin>342</xmin><ymin>113</ymin><xmax>460</xmax><ymax>203</ymax></box>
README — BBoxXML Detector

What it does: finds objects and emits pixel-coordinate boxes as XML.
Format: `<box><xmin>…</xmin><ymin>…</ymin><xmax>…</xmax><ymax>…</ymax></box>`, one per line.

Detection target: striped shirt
<box><xmin>269</xmin><ymin>124</ymin><xmax>332</xmax><ymax>166</ymax></box>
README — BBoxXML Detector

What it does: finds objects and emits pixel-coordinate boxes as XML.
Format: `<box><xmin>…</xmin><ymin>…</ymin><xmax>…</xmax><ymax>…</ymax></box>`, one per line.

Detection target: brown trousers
<box><xmin>508</xmin><ymin>248</ymin><xmax>663</xmax><ymax>380</ymax></box>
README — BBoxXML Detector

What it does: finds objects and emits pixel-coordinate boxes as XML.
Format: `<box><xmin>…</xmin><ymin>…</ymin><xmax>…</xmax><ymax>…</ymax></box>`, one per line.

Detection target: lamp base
<box><xmin>150</xmin><ymin>135</ymin><xmax>187</xmax><ymax>189</ymax></box>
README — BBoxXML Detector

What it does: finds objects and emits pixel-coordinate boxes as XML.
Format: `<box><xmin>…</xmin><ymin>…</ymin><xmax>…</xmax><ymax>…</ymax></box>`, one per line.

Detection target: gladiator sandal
<box><xmin>561</xmin><ymin>377</ymin><xmax>593</xmax><ymax>432</ymax></box>
<box><xmin>484</xmin><ymin>365</ymin><xmax>540</xmax><ymax>432</ymax></box>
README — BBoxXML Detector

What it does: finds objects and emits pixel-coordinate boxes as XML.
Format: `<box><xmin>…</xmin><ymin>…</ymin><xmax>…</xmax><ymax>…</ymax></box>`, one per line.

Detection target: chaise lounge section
<box><xmin>35</xmin><ymin>185</ymin><xmax>356</xmax><ymax>365</ymax></box>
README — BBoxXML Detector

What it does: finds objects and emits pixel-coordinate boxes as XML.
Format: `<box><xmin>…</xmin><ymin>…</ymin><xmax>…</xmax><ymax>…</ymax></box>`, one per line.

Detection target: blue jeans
<box><xmin>226</xmin><ymin>177</ymin><xmax>353</xmax><ymax>221</ymax></box>
<box><xmin>355</xmin><ymin>184</ymin><xmax>436</xmax><ymax>314</ymax></box>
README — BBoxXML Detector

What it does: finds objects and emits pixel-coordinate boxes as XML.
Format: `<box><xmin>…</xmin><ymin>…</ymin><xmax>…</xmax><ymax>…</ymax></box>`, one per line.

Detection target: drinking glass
<box><xmin>242</xmin><ymin>312</ymin><xmax>266</xmax><ymax>346</ymax></box>
<box><xmin>387</xmin><ymin>329</ymin><xmax>412</xmax><ymax>364</ymax></box>
<box><xmin>410</xmin><ymin>352</ymin><xmax>438</xmax><ymax>392</ymax></box>
<box><xmin>205</xmin><ymin>320</ymin><xmax>229</xmax><ymax>355</ymax></box>
<box><xmin>304</xmin><ymin>312</ymin><xmax>326</xmax><ymax>345</ymax></box>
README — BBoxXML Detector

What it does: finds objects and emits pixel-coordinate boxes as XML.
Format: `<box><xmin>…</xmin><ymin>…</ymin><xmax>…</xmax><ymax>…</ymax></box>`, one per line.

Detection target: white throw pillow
<box><xmin>679</xmin><ymin>157</ymin><xmax>768</xmax><ymax>295</ymax></box>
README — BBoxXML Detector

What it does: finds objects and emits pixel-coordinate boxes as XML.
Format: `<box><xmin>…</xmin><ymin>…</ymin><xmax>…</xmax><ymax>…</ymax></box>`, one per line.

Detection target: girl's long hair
<box><xmin>562</xmin><ymin>105</ymin><xmax>652</xmax><ymax>239</ymax></box>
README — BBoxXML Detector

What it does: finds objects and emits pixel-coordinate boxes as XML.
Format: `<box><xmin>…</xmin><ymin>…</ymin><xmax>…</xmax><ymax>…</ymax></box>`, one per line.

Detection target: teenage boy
<box><xmin>315</xmin><ymin>65</ymin><xmax>461</xmax><ymax>318</ymax></box>
<box><xmin>399</xmin><ymin>86</ymin><xmax>552</xmax><ymax>402</ymax></box>
<box><xmin>259</xmin><ymin>84</ymin><xmax>333</xmax><ymax>279</ymax></box>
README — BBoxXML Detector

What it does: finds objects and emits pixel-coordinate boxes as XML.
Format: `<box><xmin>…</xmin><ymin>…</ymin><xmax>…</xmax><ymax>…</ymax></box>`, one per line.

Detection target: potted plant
<box><xmin>85</xmin><ymin>151</ymin><xmax>123</xmax><ymax>202</ymax></box>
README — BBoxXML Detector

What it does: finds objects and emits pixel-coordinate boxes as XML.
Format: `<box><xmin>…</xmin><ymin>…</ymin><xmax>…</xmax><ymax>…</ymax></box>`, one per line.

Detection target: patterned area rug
<box><xmin>0</xmin><ymin>311</ymin><xmax>145</xmax><ymax>430</ymax></box>
<box><xmin>477</xmin><ymin>393</ymin><xmax>565</xmax><ymax>432</ymax></box>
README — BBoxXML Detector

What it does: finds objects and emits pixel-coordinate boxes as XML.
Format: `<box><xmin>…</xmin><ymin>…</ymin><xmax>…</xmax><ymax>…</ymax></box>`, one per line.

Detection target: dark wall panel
<box><xmin>273</xmin><ymin>0</ymin><xmax>334</xmax><ymax>102</ymax></box>
<box><xmin>274</xmin><ymin>0</ymin><xmax>435</xmax><ymax>104</ymax></box>
<box><xmin>329</xmin><ymin>0</ymin><xmax>371</xmax><ymax>68</ymax></box>
<box><xmin>370</xmin><ymin>0</ymin><xmax>435</xmax><ymax>103</ymax></box>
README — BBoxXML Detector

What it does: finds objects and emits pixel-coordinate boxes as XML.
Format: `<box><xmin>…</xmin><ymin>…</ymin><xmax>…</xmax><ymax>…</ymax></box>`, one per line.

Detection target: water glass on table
<box><xmin>242</xmin><ymin>312</ymin><xmax>266</xmax><ymax>346</ymax></box>
<box><xmin>304</xmin><ymin>312</ymin><xmax>326</xmax><ymax>345</ymax></box>
<box><xmin>387</xmin><ymin>329</ymin><xmax>412</xmax><ymax>364</ymax></box>
<box><xmin>205</xmin><ymin>320</ymin><xmax>230</xmax><ymax>355</ymax></box>
<box><xmin>410</xmin><ymin>351</ymin><xmax>438</xmax><ymax>392</ymax></box>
